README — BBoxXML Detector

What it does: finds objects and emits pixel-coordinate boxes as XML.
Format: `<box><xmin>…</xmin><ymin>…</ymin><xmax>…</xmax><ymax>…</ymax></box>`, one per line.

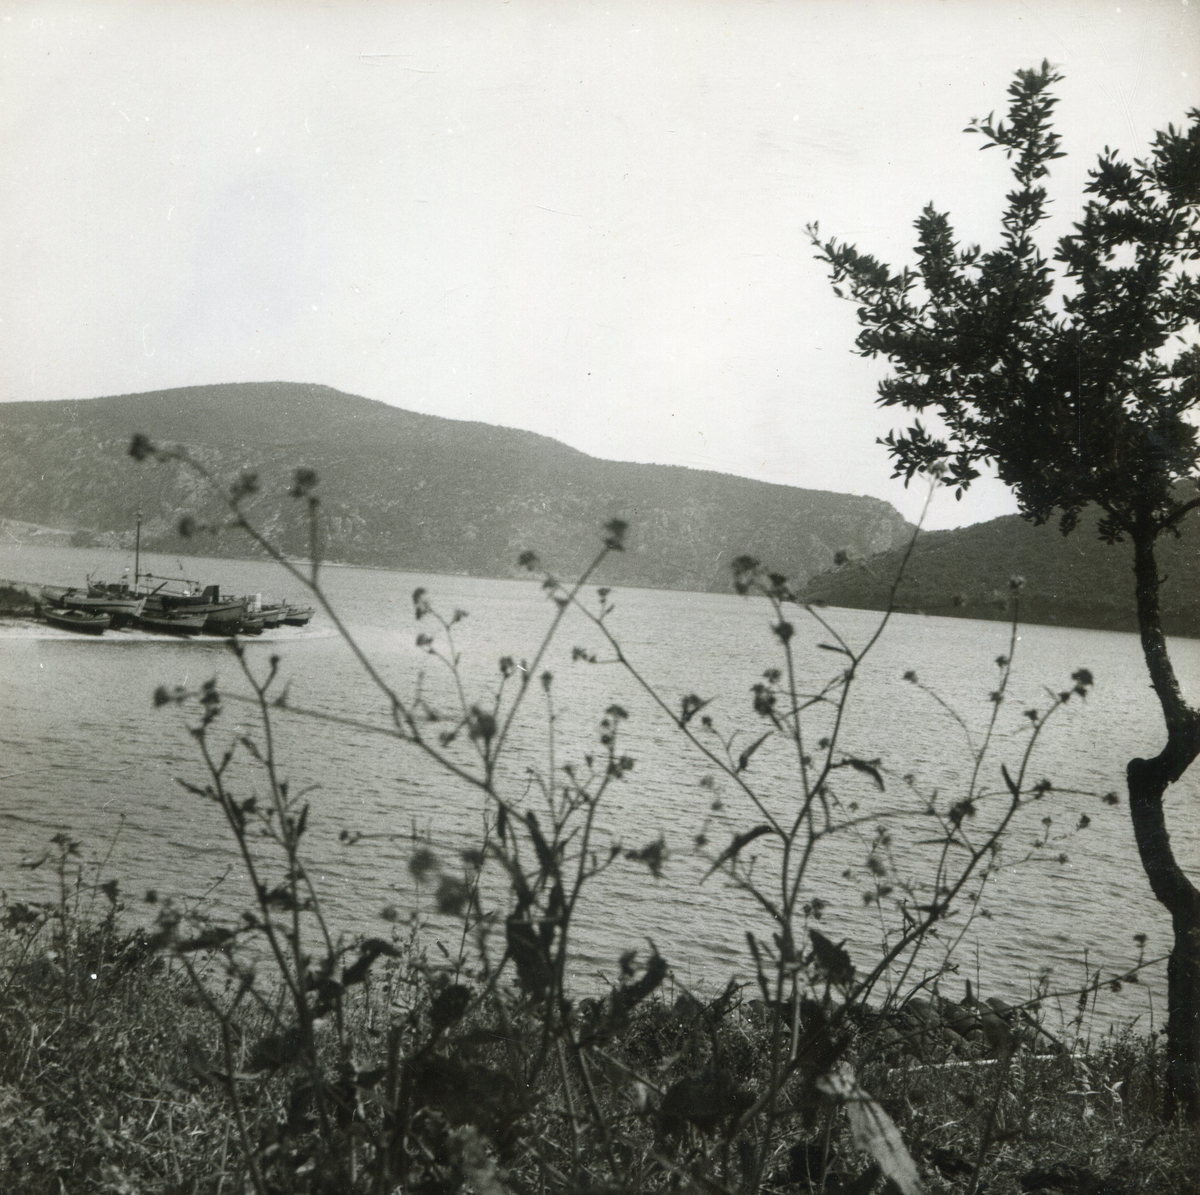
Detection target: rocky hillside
<box><xmin>0</xmin><ymin>383</ymin><xmax>911</xmax><ymax>592</ymax></box>
<box><xmin>800</xmin><ymin>499</ymin><xmax>1200</xmax><ymax>637</ymax></box>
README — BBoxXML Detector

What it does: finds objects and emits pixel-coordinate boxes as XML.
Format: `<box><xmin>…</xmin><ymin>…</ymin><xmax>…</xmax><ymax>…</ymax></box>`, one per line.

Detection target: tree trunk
<box><xmin>1128</xmin><ymin>525</ymin><xmax>1200</xmax><ymax>1122</ymax></box>
<box><xmin>1128</xmin><ymin>753</ymin><xmax>1200</xmax><ymax>1122</ymax></box>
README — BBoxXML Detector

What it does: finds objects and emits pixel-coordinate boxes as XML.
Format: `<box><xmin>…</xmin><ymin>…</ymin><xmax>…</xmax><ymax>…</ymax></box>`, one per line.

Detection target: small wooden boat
<box><xmin>42</xmin><ymin>606</ymin><xmax>111</xmax><ymax>635</ymax></box>
<box><xmin>201</xmin><ymin>612</ymin><xmax>264</xmax><ymax>637</ymax></box>
<box><xmin>281</xmin><ymin>604</ymin><xmax>314</xmax><ymax>627</ymax></box>
<box><xmin>201</xmin><ymin>600</ymin><xmax>249</xmax><ymax>634</ymax></box>
<box><xmin>137</xmin><ymin>609</ymin><xmax>208</xmax><ymax>635</ymax></box>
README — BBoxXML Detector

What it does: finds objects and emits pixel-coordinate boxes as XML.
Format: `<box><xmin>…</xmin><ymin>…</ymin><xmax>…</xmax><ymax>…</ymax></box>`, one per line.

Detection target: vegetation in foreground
<box><xmin>2</xmin><ymin>871</ymin><xmax>1198</xmax><ymax>1195</ymax></box>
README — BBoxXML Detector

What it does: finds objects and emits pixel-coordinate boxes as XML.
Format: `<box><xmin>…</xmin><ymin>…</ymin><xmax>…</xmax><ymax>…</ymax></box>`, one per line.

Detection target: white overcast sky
<box><xmin>2</xmin><ymin>0</ymin><xmax>1196</xmax><ymax>528</ymax></box>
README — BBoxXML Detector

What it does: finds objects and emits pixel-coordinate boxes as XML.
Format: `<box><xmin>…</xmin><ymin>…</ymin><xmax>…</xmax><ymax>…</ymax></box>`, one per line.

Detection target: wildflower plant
<box><xmin>103</xmin><ymin>433</ymin><xmax>1163</xmax><ymax>1193</ymax></box>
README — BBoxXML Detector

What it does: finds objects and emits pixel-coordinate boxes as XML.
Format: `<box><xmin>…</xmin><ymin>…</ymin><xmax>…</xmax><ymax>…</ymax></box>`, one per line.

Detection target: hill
<box><xmin>800</xmin><ymin>500</ymin><xmax>1200</xmax><ymax>637</ymax></box>
<box><xmin>0</xmin><ymin>383</ymin><xmax>911</xmax><ymax>592</ymax></box>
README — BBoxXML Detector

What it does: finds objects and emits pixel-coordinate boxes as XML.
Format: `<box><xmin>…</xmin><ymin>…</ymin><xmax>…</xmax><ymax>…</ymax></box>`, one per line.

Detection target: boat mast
<box><xmin>134</xmin><ymin>512</ymin><xmax>142</xmax><ymax>589</ymax></box>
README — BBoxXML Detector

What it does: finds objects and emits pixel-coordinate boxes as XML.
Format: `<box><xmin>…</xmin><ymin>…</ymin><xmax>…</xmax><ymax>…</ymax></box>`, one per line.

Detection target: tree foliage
<box><xmin>811</xmin><ymin>60</ymin><xmax>1200</xmax><ymax>1123</ymax></box>
<box><xmin>810</xmin><ymin>61</ymin><xmax>1200</xmax><ymax>542</ymax></box>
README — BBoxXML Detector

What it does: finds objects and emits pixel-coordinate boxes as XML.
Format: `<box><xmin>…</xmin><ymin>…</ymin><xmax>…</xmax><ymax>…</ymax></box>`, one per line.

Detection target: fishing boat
<box><xmin>42</xmin><ymin>606</ymin><xmax>111</xmax><ymax>635</ymax></box>
<box><xmin>65</xmin><ymin>585</ymin><xmax>146</xmax><ymax>623</ymax></box>
<box><xmin>119</xmin><ymin>522</ymin><xmax>231</xmax><ymax>619</ymax></box>
<box><xmin>138</xmin><ymin>576</ymin><xmax>231</xmax><ymax>609</ymax></box>
<box><xmin>201</xmin><ymin>609</ymin><xmax>267</xmax><ymax>637</ymax></box>
<box><xmin>133</xmin><ymin>574</ymin><xmax>246</xmax><ymax>632</ymax></box>
<box><xmin>281</xmin><ymin>604</ymin><xmax>315</xmax><ymax>627</ymax></box>
<box><xmin>79</xmin><ymin>518</ymin><xmax>151</xmax><ymax>621</ymax></box>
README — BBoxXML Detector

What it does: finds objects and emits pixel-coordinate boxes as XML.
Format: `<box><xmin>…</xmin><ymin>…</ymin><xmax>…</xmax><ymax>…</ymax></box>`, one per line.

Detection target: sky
<box><xmin>1</xmin><ymin>0</ymin><xmax>1196</xmax><ymax>529</ymax></box>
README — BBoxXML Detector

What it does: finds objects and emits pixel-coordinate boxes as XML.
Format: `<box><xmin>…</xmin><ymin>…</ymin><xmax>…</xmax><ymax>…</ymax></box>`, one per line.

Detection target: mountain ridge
<box><xmin>799</xmin><ymin>500</ymin><xmax>1200</xmax><ymax>638</ymax></box>
<box><xmin>0</xmin><ymin>382</ymin><xmax>912</xmax><ymax>592</ymax></box>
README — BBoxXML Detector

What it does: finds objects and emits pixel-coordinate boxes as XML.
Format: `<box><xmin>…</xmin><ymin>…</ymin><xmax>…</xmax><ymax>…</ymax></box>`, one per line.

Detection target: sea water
<box><xmin>2</xmin><ymin>540</ymin><xmax>1197</xmax><ymax>1028</ymax></box>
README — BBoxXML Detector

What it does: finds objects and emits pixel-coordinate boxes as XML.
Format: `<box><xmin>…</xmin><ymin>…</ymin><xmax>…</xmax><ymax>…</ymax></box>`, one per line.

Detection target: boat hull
<box><xmin>201</xmin><ymin>602</ymin><xmax>249</xmax><ymax>634</ymax></box>
<box><xmin>137</xmin><ymin>610</ymin><xmax>208</xmax><ymax>635</ymax></box>
<box><xmin>65</xmin><ymin>592</ymin><xmax>146</xmax><ymax>620</ymax></box>
<box><xmin>44</xmin><ymin>608</ymin><xmax>111</xmax><ymax>635</ymax></box>
<box><xmin>281</xmin><ymin>605</ymin><xmax>314</xmax><ymax>626</ymax></box>
<box><xmin>202</xmin><ymin>615</ymin><xmax>264</xmax><ymax>637</ymax></box>
<box><xmin>258</xmin><ymin>604</ymin><xmax>286</xmax><ymax>629</ymax></box>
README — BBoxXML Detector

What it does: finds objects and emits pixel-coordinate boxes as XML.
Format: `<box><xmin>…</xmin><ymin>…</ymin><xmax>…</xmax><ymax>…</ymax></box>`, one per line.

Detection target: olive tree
<box><xmin>809</xmin><ymin>62</ymin><xmax>1200</xmax><ymax>1120</ymax></box>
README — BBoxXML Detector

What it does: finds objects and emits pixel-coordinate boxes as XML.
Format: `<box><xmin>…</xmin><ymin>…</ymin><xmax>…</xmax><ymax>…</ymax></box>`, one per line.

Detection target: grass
<box><xmin>0</xmin><ymin>897</ymin><xmax>216</xmax><ymax>1193</ymax></box>
<box><xmin>858</xmin><ymin>1031</ymin><xmax>1197</xmax><ymax>1194</ymax></box>
<box><xmin>3</xmin><ymin>882</ymin><xmax>1197</xmax><ymax>1195</ymax></box>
